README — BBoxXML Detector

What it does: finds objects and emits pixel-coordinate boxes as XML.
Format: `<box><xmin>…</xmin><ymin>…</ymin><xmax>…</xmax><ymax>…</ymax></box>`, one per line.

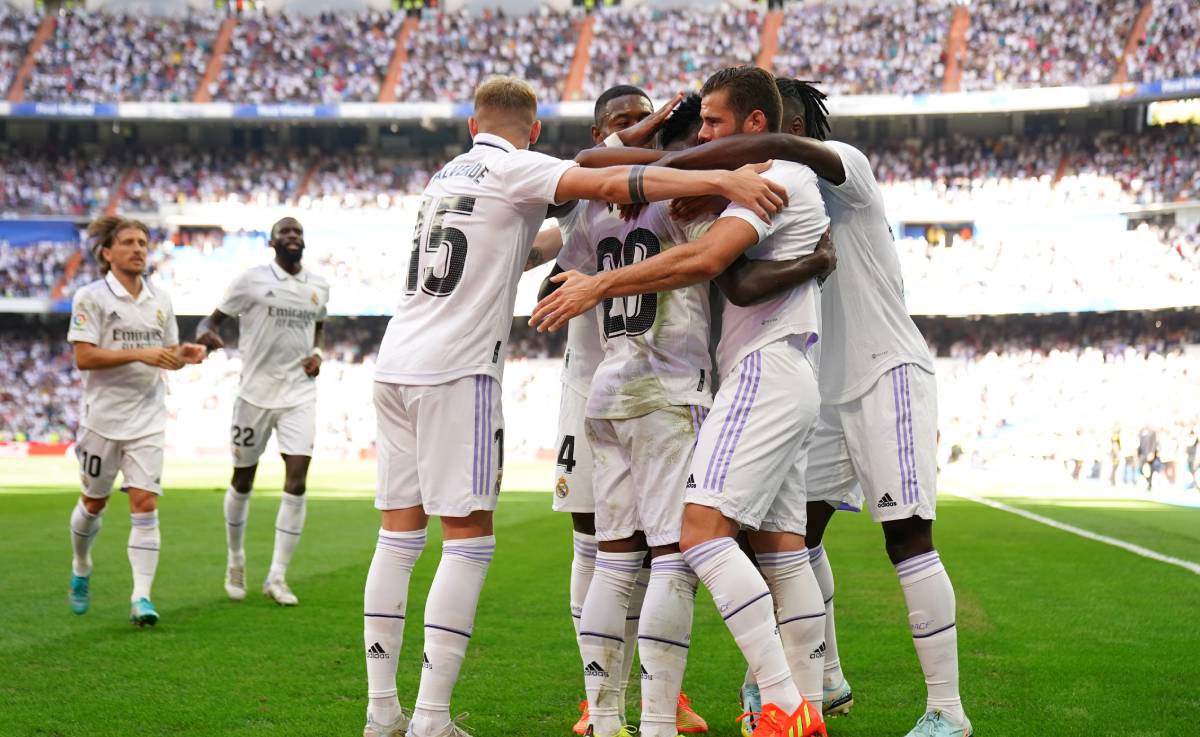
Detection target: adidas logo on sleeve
<box><xmin>877</xmin><ymin>493</ymin><xmax>898</xmax><ymax>509</ymax></box>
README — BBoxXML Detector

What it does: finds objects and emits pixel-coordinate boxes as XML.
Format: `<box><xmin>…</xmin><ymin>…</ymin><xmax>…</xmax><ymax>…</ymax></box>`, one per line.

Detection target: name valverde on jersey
<box><xmin>716</xmin><ymin>160</ymin><xmax>831</xmax><ymax>374</ymax></box>
<box><xmin>217</xmin><ymin>262</ymin><xmax>330</xmax><ymax>410</ymax></box>
<box><xmin>815</xmin><ymin>141</ymin><xmax>934</xmax><ymax>404</ymax></box>
<box><xmin>375</xmin><ymin>133</ymin><xmax>578</xmax><ymax>386</ymax></box>
<box><xmin>67</xmin><ymin>271</ymin><xmax>180</xmax><ymax>440</ymax></box>
<box><xmin>558</xmin><ymin>199</ymin><xmax>715</xmax><ymax>420</ymax></box>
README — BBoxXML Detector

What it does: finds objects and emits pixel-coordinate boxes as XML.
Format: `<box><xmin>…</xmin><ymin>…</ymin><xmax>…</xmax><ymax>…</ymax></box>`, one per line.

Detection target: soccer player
<box><xmin>626</xmin><ymin>79</ymin><xmax>974</xmax><ymax>737</ymax></box>
<box><xmin>532</xmin><ymin>66</ymin><xmax>834</xmax><ymax>737</ymax></box>
<box><xmin>360</xmin><ymin>75</ymin><xmax>788</xmax><ymax>737</ymax></box>
<box><xmin>195</xmin><ymin>217</ymin><xmax>330</xmax><ymax>607</ymax></box>
<box><xmin>66</xmin><ymin>216</ymin><xmax>205</xmax><ymax>626</ymax></box>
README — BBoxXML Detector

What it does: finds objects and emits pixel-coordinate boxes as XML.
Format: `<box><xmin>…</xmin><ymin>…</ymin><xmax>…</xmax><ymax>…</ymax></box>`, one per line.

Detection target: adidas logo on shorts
<box><xmin>367</xmin><ymin>642</ymin><xmax>388</xmax><ymax>659</ymax></box>
<box><xmin>685</xmin><ymin>474</ymin><xmax>696</xmax><ymax>489</ymax></box>
<box><xmin>584</xmin><ymin>660</ymin><xmax>609</xmax><ymax>678</ymax></box>
<box><xmin>809</xmin><ymin>642</ymin><xmax>826</xmax><ymax>660</ymax></box>
<box><xmin>877</xmin><ymin>493</ymin><xmax>898</xmax><ymax>509</ymax></box>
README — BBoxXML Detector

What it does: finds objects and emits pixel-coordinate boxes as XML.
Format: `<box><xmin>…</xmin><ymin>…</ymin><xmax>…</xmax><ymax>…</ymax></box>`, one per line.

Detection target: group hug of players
<box><xmin>60</xmin><ymin>65</ymin><xmax>970</xmax><ymax>737</ymax></box>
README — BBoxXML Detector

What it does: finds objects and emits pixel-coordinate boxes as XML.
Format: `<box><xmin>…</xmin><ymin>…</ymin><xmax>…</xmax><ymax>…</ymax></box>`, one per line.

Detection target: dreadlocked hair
<box><xmin>659</xmin><ymin>94</ymin><xmax>702</xmax><ymax>149</ymax></box>
<box><xmin>87</xmin><ymin>215</ymin><xmax>149</xmax><ymax>274</ymax></box>
<box><xmin>776</xmin><ymin>78</ymin><xmax>831</xmax><ymax>141</ymax></box>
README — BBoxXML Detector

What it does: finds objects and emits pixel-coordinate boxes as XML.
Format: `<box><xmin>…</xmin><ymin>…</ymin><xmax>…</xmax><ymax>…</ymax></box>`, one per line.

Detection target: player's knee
<box><xmin>129</xmin><ymin>492</ymin><xmax>158</xmax><ymax>514</ymax></box>
<box><xmin>882</xmin><ymin>517</ymin><xmax>934</xmax><ymax>565</ymax></box>
<box><xmin>82</xmin><ymin>496</ymin><xmax>107</xmax><ymax>515</ymax></box>
<box><xmin>283</xmin><ymin>480</ymin><xmax>306</xmax><ymax>497</ymax></box>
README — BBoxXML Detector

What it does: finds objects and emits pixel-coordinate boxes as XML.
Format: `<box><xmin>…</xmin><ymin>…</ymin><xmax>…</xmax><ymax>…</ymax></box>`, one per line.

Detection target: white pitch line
<box><xmin>952</xmin><ymin>492</ymin><xmax>1200</xmax><ymax>576</ymax></box>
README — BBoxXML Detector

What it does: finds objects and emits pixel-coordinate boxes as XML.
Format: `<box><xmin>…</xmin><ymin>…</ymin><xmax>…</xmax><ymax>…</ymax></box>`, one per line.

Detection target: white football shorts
<box><xmin>552</xmin><ymin>385</ymin><xmax>596</xmax><ymax>514</ymax></box>
<box><xmin>230</xmin><ymin>397</ymin><xmax>317</xmax><ymax>467</ymax></box>
<box><xmin>374</xmin><ymin>375</ymin><xmax>504</xmax><ymax>517</ymax></box>
<box><xmin>807</xmin><ymin>363</ymin><xmax>938</xmax><ymax>522</ymax></box>
<box><xmin>686</xmin><ymin>339</ymin><xmax>819</xmax><ymax>535</ymax></box>
<box><xmin>586</xmin><ymin>404</ymin><xmax>706</xmax><ymax>546</ymax></box>
<box><xmin>76</xmin><ymin>429</ymin><xmax>165</xmax><ymax>498</ymax></box>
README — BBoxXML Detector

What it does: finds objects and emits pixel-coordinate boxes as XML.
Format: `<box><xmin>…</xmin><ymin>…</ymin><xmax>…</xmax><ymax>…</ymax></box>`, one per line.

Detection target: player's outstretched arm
<box><xmin>553</xmin><ymin>163</ymin><xmax>787</xmax><ymax>223</ymax></box>
<box><xmin>715</xmin><ymin>227</ymin><xmax>836</xmax><ymax>307</ymax></box>
<box><xmin>660</xmin><ymin>133</ymin><xmax>846</xmax><ymax>184</ymax></box>
<box><xmin>529</xmin><ymin>218</ymin><xmax>759</xmax><ymax>333</ymax></box>
<box><xmin>575</xmin><ymin>147</ymin><xmax>667</xmax><ymax>168</ymax></box>
<box><xmin>73</xmin><ymin>342</ymin><xmax>186</xmax><ymax>371</ymax></box>
<box><xmin>195</xmin><ymin>309</ymin><xmax>229</xmax><ymax>352</ymax></box>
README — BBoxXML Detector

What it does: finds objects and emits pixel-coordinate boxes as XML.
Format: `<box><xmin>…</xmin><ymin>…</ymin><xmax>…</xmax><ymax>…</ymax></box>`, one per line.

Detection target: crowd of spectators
<box><xmin>582</xmin><ymin>6</ymin><xmax>759</xmax><ymax>100</ymax></box>
<box><xmin>0</xmin><ymin>335</ymin><xmax>81</xmax><ymax>443</ymax></box>
<box><xmin>774</xmin><ymin>0</ymin><xmax>949</xmax><ymax>96</ymax></box>
<box><xmin>0</xmin><ymin>148</ymin><xmax>118</xmax><ymax>217</ymax></box>
<box><xmin>960</xmin><ymin>0</ymin><xmax>1138</xmax><ymax>90</ymax></box>
<box><xmin>122</xmin><ymin>150</ymin><xmax>306</xmax><ymax>210</ymax></box>
<box><xmin>397</xmin><ymin>9</ymin><xmax>576</xmax><ymax>103</ymax></box>
<box><xmin>301</xmin><ymin>154</ymin><xmax>439</xmax><ymax>210</ymax></box>
<box><xmin>0</xmin><ymin>241</ymin><xmax>86</xmax><ymax>299</ymax></box>
<box><xmin>0</xmin><ymin>7</ymin><xmax>37</xmax><ymax>99</ymax></box>
<box><xmin>26</xmin><ymin>11</ymin><xmax>220</xmax><ymax>103</ymax></box>
<box><xmin>213</xmin><ymin>11</ymin><xmax>399</xmax><ymax>104</ymax></box>
<box><xmin>1132</xmin><ymin>1</ymin><xmax>1200</xmax><ymax>83</ymax></box>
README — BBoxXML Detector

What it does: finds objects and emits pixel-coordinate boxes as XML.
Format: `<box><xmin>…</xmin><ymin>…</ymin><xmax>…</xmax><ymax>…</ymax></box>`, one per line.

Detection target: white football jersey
<box><xmin>375</xmin><ymin>133</ymin><xmax>578</xmax><ymax>386</ymax></box>
<box><xmin>559</xmin><ymin>200</ymin><xmax>715</xmax><ymax>420</ymax></box>
<box><xmin>816</xmin><ymin>141</ymin><xmax>934</xmax><ymax>404</ymax></box>
<box><xmin>67</xmin><ymin>272</ymin><xmax>179</xmax><ymax>440</ymax></box>
<box><xmin>554</xmin><ymin>202</ymin><xmax>605</xmax><ymax>398</ymax></box>
<box><xmin>716</xmin><ymin>161</ymin><xmax>830</xmax><ymax>375</ymax></box>
<box><xmin>216</xmin><ymin>262</ymin><xmax>330</xmax><ymax>410</ymax></box>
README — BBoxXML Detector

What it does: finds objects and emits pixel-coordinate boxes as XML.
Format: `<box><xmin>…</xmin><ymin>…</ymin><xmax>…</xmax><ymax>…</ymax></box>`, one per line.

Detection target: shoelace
<box><xmin>737</xmin><ymin>710</ymin><xmax>783</xmax><ymax>737</ymax></box>
<box><xmin>229</xmin><ymin>567</ymin><xmax>245</xmax><ymax>588</ymax></box>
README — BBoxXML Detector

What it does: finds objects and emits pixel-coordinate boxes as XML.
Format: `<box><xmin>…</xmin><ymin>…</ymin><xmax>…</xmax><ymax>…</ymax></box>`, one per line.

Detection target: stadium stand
<box><xmin>25</xmin><ymin>11</ymin><xmax>221</xmax><ymax>102</ymax></box>
<box><xmin>0</xmin><ymin>7</ymin><xmax>37</xmax><ymax>98</ymax></box>
<box><xmin>0</xmin><ymin>148</ymin><xmax>118</xmax><ymax>217</ymax></box>
<box><xmin>122</xmin><ymin>150</ymin><xmax>307</xmax><ymax>210</ymax></box>
<box><xmin>1131</xmin><ymin>0</ymin><xmax>1200</xmax><ymax>83</ymax></box>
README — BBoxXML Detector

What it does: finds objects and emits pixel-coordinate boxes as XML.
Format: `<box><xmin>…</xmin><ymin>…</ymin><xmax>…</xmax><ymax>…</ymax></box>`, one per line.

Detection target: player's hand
<box><xmin>669</xmin><ymin>195</ymin><xmax>729</xmax><ymax>221</ymax></box>
<box><xmin>301</xmin><ymin>354</ymin><xmax>322</xmax><ymax>377</ymax></box>
<box><xmin>814</xmin><ymin>226</ymin><xmax>836</xmax><ymax>285</ymax></box>
<box><xmin>618</xmin><ymin>92</ymin><xmax>684</xmax><ymax>148</ymax></box>
<box><xmin>177</xmin><ymin>343</ymin><xmax>207</xmax><ymax>365</ymax></box>
<box><xmin>141</xmin><ymin>347</ymin><xmax>184</xmax><ymax>370</ymax></box>
<box><xmin>717</xmin><ymin>162</ymin><xmax>787</xmax><ymax>223</ymax></box>
<box><xmin>196</xmin><ymin>330</ymin><xmax>224</xmax><ymax>353</ymax></box>
<box><xmin>528</xmin><ymin>270</ymin><xmax>602</xmax><ymax>333</ymax></box>
<box><xmin>618</xmin><ymin>202</ymin><xmax>648</xmax><ymax>221</ymax></box>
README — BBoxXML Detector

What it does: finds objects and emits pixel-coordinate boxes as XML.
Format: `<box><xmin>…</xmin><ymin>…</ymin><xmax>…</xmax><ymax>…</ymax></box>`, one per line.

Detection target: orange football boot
<box><xmin>739</xmin><ymin>698</ymin><xmax>827</xmax><ymax>737</ymax></box>
<box><xmin>572</xmin><ymin>700</ymin><xmax>589</xmax><ymax>735</ymax></box>
<box><xmin>676</xmin><ymin>691</ymin><xmax>709</xmax><ymax>733</ymax></box>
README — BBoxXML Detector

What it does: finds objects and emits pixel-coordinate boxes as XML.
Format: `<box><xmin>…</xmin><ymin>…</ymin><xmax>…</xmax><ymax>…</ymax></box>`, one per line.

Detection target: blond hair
<box><xmin>87</xmin><ymin>215</ymin><xmax>149</xmax><ymax>274</ymax></box>
<box><xmin>473</xmin><ymin>76</ymin><xmax>538</xmax><ymax>129</ymax></box>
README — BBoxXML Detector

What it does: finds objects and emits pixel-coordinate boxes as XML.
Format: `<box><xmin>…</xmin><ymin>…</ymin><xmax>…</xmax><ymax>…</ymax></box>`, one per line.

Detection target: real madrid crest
<box><xmin>556</xmin><ymin>476</ymin><xmax>569</xmax><ymax>498</ymax></box>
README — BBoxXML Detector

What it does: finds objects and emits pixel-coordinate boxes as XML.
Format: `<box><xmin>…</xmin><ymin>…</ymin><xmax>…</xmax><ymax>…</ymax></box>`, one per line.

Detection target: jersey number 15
<box><xmin>406</xmin><ymin>195</ymin><xmax>477</xmax><ymax>297</ymax></box>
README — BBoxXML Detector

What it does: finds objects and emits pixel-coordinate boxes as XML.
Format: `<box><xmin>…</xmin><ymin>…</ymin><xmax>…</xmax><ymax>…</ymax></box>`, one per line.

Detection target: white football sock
<box><xmin>579</xmin><ymin>550</ymin><xmax>643</xmax><ymax>737</ymax></box>
<box><xmin>758</xmin><ymin>549</ymin><xmax>826</xmax><ymax>706</ymax></box>
<box><xmin>365</xmin><ymin>528</ymin><xmax>427</xmax><ymax>726</ymax></box>
<box><xmin>683</xmin><ymin>537</ymin><xmax>800</xmax><ymax>713</ymax></box>
<box><xmin>70</xmin><ymin>500</ymin><xmax>103</xmax><ymax>577</ymax></box>
<box><xmin>620</xmin><ymin>564</ymin><xmax>650</xmax><ymax>721</ymax></box>
<box><xmin>638</xmin><ymin>554</ymin><xmax>697</xmax><ymax>737</ymax></box>
<box><xmin>127</xmin><ymin>510</ymin><xmax>160</xmax><ymax>601</ymax></box>
<box><xmin>224</xmin><ymin>486</ymin><xmax>251</xmax><ymax>565</ymax></box>
<box><xmin>571</xmin><ymin>532</ymin><xmax>597</xmax><ymax>637</ymax></box>
<box><xmin>268</xmin><ymin>492</ymin><xmax>306</xmax><ymax>581</ymax></box>
<box><xmin>896</xmin><ymin>551</ymin><xmax>965</xmax><ymax>724</ymax></box>
<box><xmin>410</xmin><ymin>535</ymin><xmax>495</xmax><ymax>737</ymax></box>
<box><xmin>808</xmin><ymin>544</ymin><xmax>845</xmax><ymax>689</ymax></box>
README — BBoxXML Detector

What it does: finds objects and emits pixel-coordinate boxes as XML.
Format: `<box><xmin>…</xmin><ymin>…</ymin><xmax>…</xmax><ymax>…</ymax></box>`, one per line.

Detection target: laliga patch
<box><xmin>72</xmin><ymin>312</ymin><xmax>88</xmax><ymax>328</ymax></box>
<box><xmin>556</xmin><ymin>476</ymin><xmax>569</xmax><ymax>498</ymax></box>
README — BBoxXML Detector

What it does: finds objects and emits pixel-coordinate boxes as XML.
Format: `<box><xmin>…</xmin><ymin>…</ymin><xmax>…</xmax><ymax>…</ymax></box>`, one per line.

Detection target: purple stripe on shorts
<box><xmin>717</xmin><ymin>351</ymin><xmax>762</xmax><ymax>490</ymax></box>
<box><xmin>681</xmin><ymin>536</ymin><xmax>735</xmax><ymax>571</ymax></box>
<box><xmin>895</xmin><ymin>551</ymin><xmax>939</xmax><ymax>573</ymax></box>
<box><xmin>705</xmin><ymin>361</ymin><xmax>752</xmax><ymax>488</ymax></box>
<box><xmin>902</xmin><ymin>365</ymin><xmax>919</xmax><ymax>505</ymax></box>
<box><xmin>485</xmin><ymin>377</ymin><xmax>494</xmax><ymax>495</ymax></box>
<box><xmin>892</xmin><ymin>367</ymin><xmax>911</xmax><ymax>507</ymax></box>
<box><xmin>472</xmin><ymin>377</ymin><xmax>482</xmax><ymax>497</ymax></box>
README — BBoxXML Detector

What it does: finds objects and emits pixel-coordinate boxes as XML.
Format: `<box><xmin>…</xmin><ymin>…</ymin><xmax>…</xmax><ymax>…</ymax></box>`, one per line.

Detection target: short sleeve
<box><xmin>162</xmin><ymin>295</ymin><xmax>179</xmax><ymax>346</ymax></box>
<box><xmin>504</xmin><ymin>150</ymin><xmax>579</xmax><ymax>208</ymax></box>
<box><xmin>67</xmin><ymin>289</ymin><xmax>102</xmax><ymax>345</ymax></box>
<box><xmin>555</xmin><ymin>203</ymin><xmax>596</xmax><ymax>275</ymax></box>
<box><xmin>216</xmin><ymin>271</ymin><xmax>253</xmax><ymax>317</ymax></box>
<box><xmin>317</xmin><ymin>282</ymin><xmax>330</xmax><ymax>321</ymax></box>
<box><xmin>819</xmin><ymin>141</ymin><xmax>874</xmax><ymax>209</ymax></box>
<box><xmin>719</xmin><ymin>162</ymin><xmax>828</xmax><ymax>255</ymax></box>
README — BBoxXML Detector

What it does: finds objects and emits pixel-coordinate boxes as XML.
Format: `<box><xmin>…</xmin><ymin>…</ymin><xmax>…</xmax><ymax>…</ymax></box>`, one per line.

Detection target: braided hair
<box><xmin>776</xmin><ymin>78</ymin><xmax>831</xmax><ymax>141</ymax></box>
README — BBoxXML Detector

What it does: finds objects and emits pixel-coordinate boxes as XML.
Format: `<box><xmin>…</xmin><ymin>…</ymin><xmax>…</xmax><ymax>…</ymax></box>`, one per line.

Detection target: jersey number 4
<box><xmin>406</xmin><ymin>195</ymin><xmax>477</xmax><ymax>297</ymax></box>
<box><xmin>597</xmin><ymin>227</ymin><xmax>660</xmax><ymax>339</ymax></box>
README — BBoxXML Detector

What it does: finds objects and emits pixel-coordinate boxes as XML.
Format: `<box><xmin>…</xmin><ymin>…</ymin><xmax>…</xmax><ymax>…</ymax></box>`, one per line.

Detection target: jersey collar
<box><xmin>270</xmin><ymin>260</ymin><xmax>308</xmax><ymax>283</ymax></box>
<box><xmin>104</xmin><ymin>270</ymin><xmax>153</xmax><ymax>304</ymax></box>
<box><xmin>472</xmin><ymin>132</ymin><xmax>517</xmax><ymax>153</ymax></box>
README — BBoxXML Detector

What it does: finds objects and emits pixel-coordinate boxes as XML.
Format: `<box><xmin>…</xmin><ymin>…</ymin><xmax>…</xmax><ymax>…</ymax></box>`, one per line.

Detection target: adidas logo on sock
<box><xmin>809</xmin><ymin>642</ymin><xmax>826</xmax><ymax>660</ymax></box>
<box><xmin>422</xmin><ymin>652</ymin><xmax>432</xmax><ymax>669</ymax></box>
<box><xmin>640</xmin><ymin>664</ymin><xmax>653</xmax><ymax>681</ymax></box>
<box><xmin>877</xmin><ymin>493</ymin><xmax>898</xmax><ymax>509</ymax></box>
<box><xmin>584</xmin><ymin>660</ymin><xmax>609</xmax><ymax>678</ymax></box>
<box><xmin>685</xmin><ymin>474</ymin><xmax>696</xmax><ymax>489</ymax></box>
<box><xmin>367</xmin><ymin>642</ymin><xmax>388</xmax><ymax>659</ymax></box>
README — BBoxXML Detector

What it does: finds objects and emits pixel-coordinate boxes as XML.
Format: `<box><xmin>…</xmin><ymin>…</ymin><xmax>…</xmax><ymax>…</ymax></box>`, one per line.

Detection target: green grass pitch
<box><xmin>1</xmin><ymin>458</ymin><xmax>1198</xmax><ymax>737</ymax></box>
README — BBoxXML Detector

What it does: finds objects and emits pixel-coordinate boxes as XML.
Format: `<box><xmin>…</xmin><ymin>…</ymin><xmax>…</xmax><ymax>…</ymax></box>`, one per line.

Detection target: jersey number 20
<box><xmin>406</xmin><ymin>195</ymin><xmax>477</xmax><ymax>297</ymax></box>
<box><xmin>597</xmin><ymin>227</ymin><xmax>660</xmax><ymax>339</ymax></box>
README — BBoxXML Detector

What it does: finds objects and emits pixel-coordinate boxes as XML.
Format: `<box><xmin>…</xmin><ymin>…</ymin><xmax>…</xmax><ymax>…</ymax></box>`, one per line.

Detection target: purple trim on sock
<box><xmin>895</xmin><ymin>551</ymin><xmax>939</xmax><ymax>573</ymax></box>
<box><xmin>721</xmin><ymin>589</ymin><xmax>770</xmax><ymax>621</ymax></box>
<box><xmin>681</xmin><ymin>536</ymin><xmax>735</xmax><ymax>571</ymax></box>
<box><xmin>579</xmin><ymin>630</ymin><xmax>624</xmax><ymax>643</ymax></box>
<box><xmin>651</xmin><ymin>562</ymin><xmax>694</xmax><ymax>574</ymax></box>
<box><xmin>892</xmin><ymin>367</ymin><xmax>911</xmax><ymax>506</ymax></box>
<box><xmin>808</xmin><ymin>544</ymin><xmax>825</xmax><ymax>564</ymax></box>
<box><xmin>897</xmin><ymin>558</ymin><xmax>942</xmax><ymax>580</ymax></box>
<box><xmin>130</xmin><ymin>517</ymin><xmax>158</xmax><ymax>527</ymax></box>
<box><xmin>823</xmin><ymin>594</ymin><xmax>834</xmax><ymax>604</ymax></box>
<box><xmin>126</xmin><ymin>544</ymin><xmax>159</xmax><ymax>552</ymax></box>
<box><xmin>638</xmin><ymin>634</ymin><xmax>690</xmax><ymax>649</ymax></box>
<box><xmin>756</xmin><ymin>549</ymin><xmax>810</xmax><ymax>568</ymax></box>
<box><xmin>902</xmin><ymin>365</ymin><xmax>919</xmax><ymax>505</ymax></box>
<box><xmin>71</xmin><ymin>529</ymin><xmax>94</xmax><ymax>538</ymax></box>
<box><xmin>425</xmin><ymin>623</ymin><xmax>472</xmax><ymax>638</ymax></box>
<box><xmin>365</xmin><ymin>612</ymin><xmax>405</xmax><ymax>620</ymax></box>
<box><xmin>778</xmin><ymin>611</ymin><xmax>825</xmax><ymax>625</ymax></box>
<box><xmin>717</xmin><ymin>350</ymin><xmax>762</xmax><ymax>490</ymax></box>
<box><xmin>705</xmin><ymin>359</ymin><xmax>753</xmax><ymax>488</ymax></box>
<box><xmin>625</xmin><ymin>615</ymin><xmax>640</xmax><ymax>621</ymax></box>
<box><xmin>443</xmin><ymin>549</ymin><xmax>494</xmax><ymax>564</ymax></box>
<box><xmin>225</xmin><ymin>520</ymin><xmax>245</xmax><ymax>528</ymax></box>
<box><xmin>378</xmin><ymin>538</ymin><xmax>426</xmax><ymax>552</ymax></box>
<box><xmin>596</xmin><ymin>559</ymin><xmax>644</xmax><ymax>573</ymax></box>
<box><xmin>912</xmin><ymin>621</ymin><xmax>956</xmax><ymax>639</ymax></box>
<box><xmin>275</xmin><ymin>526</ymin><xmax>301</xmax><ymax>536</ymax></box>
